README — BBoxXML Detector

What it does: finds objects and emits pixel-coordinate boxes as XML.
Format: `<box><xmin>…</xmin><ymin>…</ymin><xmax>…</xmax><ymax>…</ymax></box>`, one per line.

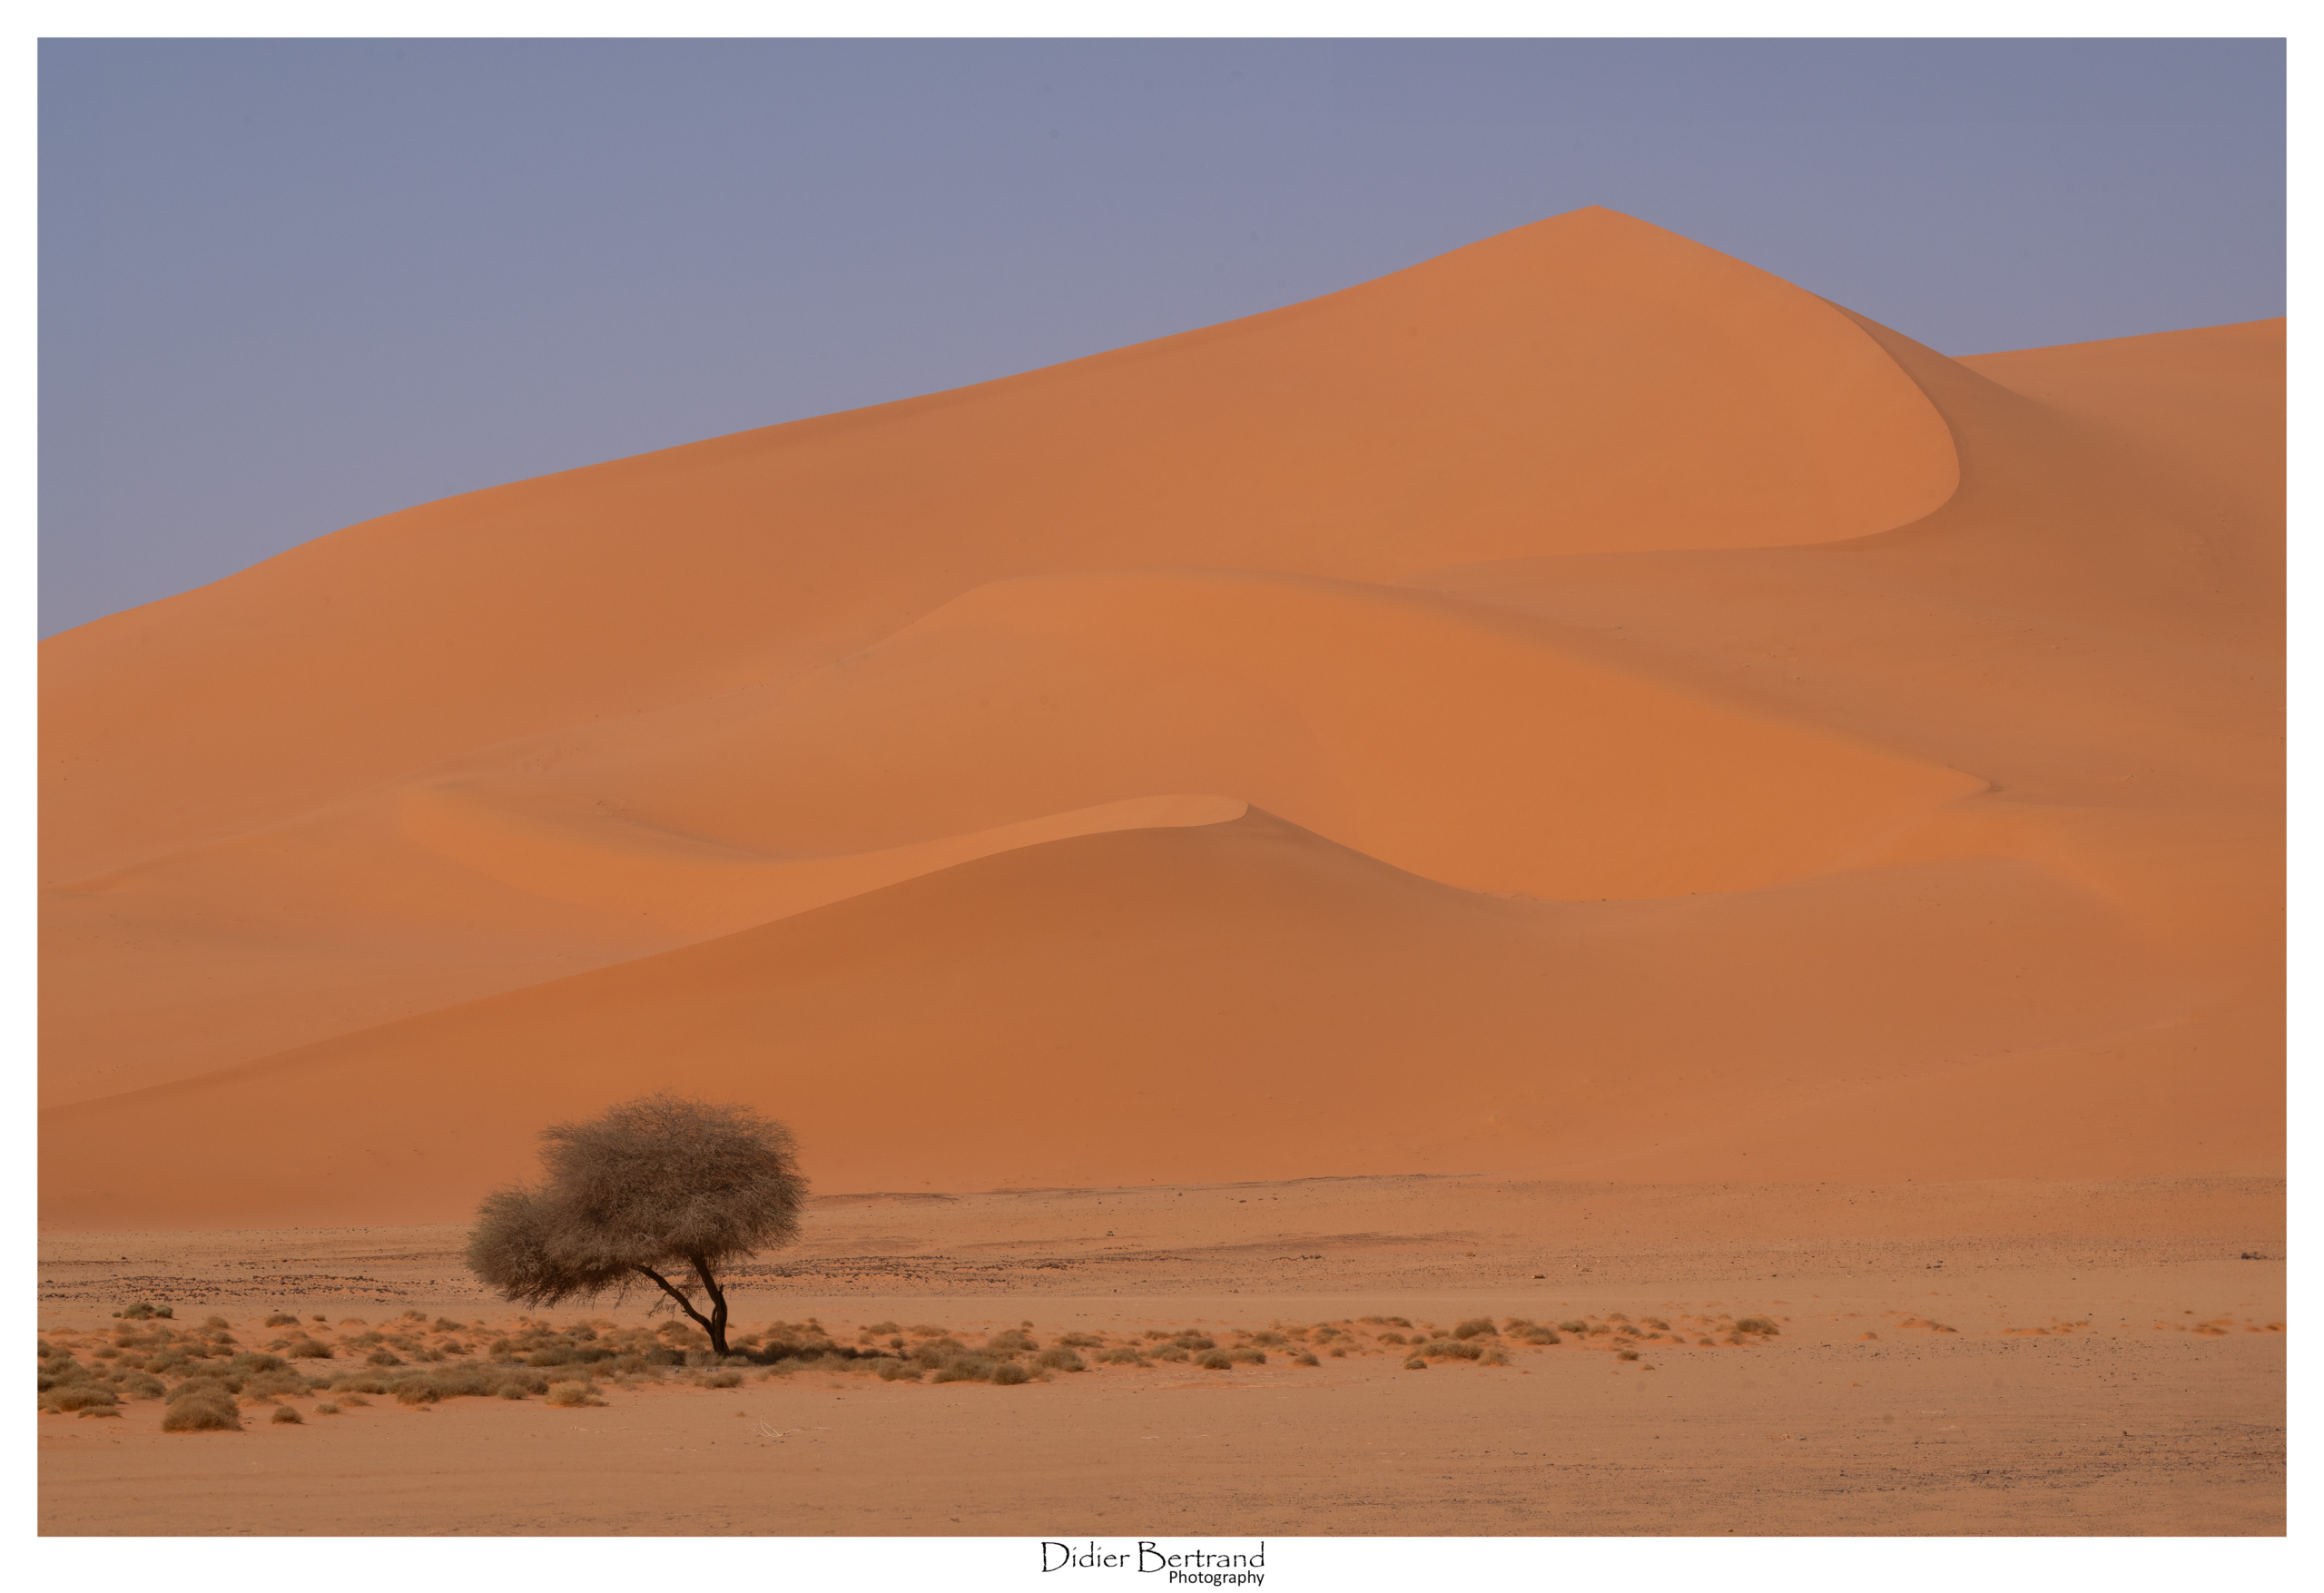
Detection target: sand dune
<box><xmin>38</xmin><ymin>207</ymin><xmax>2280</xmax><ymax>1229</ymax></box>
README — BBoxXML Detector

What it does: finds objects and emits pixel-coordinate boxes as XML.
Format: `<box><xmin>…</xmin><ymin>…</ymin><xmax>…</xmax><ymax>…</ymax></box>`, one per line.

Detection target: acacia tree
<box><xmin>466</xmin><ymin>1093</ymin><xmax>807</xmax><ymax>1357</ymax></box>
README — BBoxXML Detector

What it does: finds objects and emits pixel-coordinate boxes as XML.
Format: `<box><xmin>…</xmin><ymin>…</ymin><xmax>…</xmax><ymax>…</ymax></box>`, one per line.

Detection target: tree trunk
<box><xmin>632</xmin><ymin>1263</ymin><xmax>732</xmax><ymax>1356</ymax></box>
<box><xmin>691</xmin><ymin>1254</ymin><xmax>731</xmax><ymax>1357</ymax></box>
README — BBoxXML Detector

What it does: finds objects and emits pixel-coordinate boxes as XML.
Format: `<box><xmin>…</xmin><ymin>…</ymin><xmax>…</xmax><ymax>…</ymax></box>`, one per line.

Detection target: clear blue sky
<box><xmin>39</xmin><ymin>38</ymin><xmax>2286</xmax><ymax>637</ymax></box>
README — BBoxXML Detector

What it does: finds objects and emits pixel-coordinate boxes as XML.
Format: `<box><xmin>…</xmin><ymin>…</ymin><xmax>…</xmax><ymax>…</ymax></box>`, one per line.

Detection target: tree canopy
<box><xmin>466</xmin><ymin>1093</ymin><xmax>807</xmax><ymax>1356</ymax></box>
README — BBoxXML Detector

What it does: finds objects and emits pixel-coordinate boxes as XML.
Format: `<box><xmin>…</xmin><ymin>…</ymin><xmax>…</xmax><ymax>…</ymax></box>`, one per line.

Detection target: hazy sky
<box><xmin>40</xmin><ymin>38</ymin><xmax>2286</xmax><ymax>637</ymax></box>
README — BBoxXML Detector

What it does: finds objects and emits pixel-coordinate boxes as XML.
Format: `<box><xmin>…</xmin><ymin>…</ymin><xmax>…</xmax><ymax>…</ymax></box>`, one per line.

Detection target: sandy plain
<box><xmin>38</xmin><ymin>1176</ymin><xmax>2285</xmax><ymax>1536</ymax></box>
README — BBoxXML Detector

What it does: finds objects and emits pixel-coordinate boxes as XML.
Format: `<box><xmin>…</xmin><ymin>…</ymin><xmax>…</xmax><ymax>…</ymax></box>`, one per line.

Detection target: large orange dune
<box><xmin>39</xmin><ymin>207</ymin><xmax>2281</xmax><ymax>1228</ymax></box>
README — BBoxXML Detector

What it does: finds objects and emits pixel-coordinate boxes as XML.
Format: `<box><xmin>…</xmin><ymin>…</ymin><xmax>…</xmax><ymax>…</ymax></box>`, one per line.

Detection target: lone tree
<box><xmin>466</xmin><ymin>1093</ymin><xmax>807</xmax><ymax>1357</ymax></box>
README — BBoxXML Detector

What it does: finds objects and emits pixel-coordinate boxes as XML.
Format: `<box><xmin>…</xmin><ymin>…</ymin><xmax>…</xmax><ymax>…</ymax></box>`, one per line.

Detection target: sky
<box><xmin>38</xmin><ymin>37</ymin><xmax>2288</xmax><ymax>637</ymax></box>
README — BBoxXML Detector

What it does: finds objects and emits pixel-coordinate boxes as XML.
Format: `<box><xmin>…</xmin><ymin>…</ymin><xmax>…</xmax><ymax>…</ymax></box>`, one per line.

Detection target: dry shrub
<box><xmin>908</xmin><ymin>1323</ymin><xmax>949</xmax><ymax>1338</ymax></box>
<box><xmin>271</xmin><ymin>1405</ymin><xmax>304</xmax><ymax>1424</ymax></box>
<box><xmin>202</xmin><ymin>1316</ymin><xmax>231</xmax><ymax>1331</ymax></box>
<box><xmin>990</xmin><ymin>1362</ymin><xmax>1032</xmax><ymax>1386</ymax></box>
<box><xmin>41</xmin><ymin>1385</ymin><xmax>118</xmax><ymax>1414</ymax></box>
<box><xmin>1732</xmin><ymin>1317</ymin><xmax>1781</xmax><ymax>1336</ymax></box>
<box><xmin>1360</xmin><ymin>1315</ymin><xmax>1413</xmax><ymax>1328</ymax></box>
<box><xmin>263</xmin><ymin>1313</ymin><xmax>300</xmax><ymax>1328</ymax></box>
<box><xmin>1294</xmin><ymin>1352</ymin><xmax>1320</xmax><ymax>1366</ymax></box>
<box><xmin>498</xmin><ymin>1384</ymin><xmax>527</xmax><ymax>1400</ymax></box>
<box><xmin>1617</xmin><ymin>1349</ymin><xmax>1640</xmax><ymax>1362</ymax></box>
<box><xmin>985</xmin><ymin>1329</ymin><xmax>1038</xmax><ymax>1354</ymax></box>
<box><xmin>544</xmin><ymin>1382</ymin><xmax>604</xmax><ymax>1408</ymax></box>
<box><xmin>1228</xmin><ymin>1347</ymin><xmax>1265</xmax><ymax>1365</ymax></box>
<box><xmin>1057</xmin><ymin>1332</ymin><xmax>1105</xmax><ymax>1348</ymax></box>
<box><xmin>861</xmin><ymin>1320</ymin><xmax>901</xmax><ymax>1335</ymax></box>
<box><xmin>1148</xmin><ymin>1344</ymin><xmax>1191</xmax><ymax>1362</ymax></box>
<box><xmin>313</xmin><ymin>1402</ymin><xmax>340</xmax><ymax>1414</ymax></box>
<box><xmin>338</xmin><ymin>1393</ymin><xmax>371</xmax><ymax>1407</ymax></box>
<box><xmin>1403</xmin><ymin>1356</ymin><xmax>1426</xmax><ymax>1371</ymax></box>
<box><xmin>1519</xmin><ymin>1328</ymin><xmax>1561</xmax><ymax>1345</ymax></box>
<box><xmin>1034</xmin><ymin>1347</ymin><xmax>1086</xmax><ymax>1372</ymax></box>
<box><xmin>1452</xmin><ymin>1318</ymin><xmax>1499</xmax><ymax>1340</ymax></box>
<box><xmin>1250</xmin><ymin>1331</ymin><xmax>1288</xmax><ymax>1347</ymax></box>
<box><xmin>1376</xmin><ymin>1332</ymin><xmax>1408</xmax><ymax>1345</ymax></box>
<box><xmin>931</xmin><ymin>1358</ymin><xmax>994</xmax><ymax>1384</ymax></box>
<box><xmin>1557</xmin><ymin>1320</ymin><xmax>1588</xmax><ymax>1333</ymax></box>
<box><xmin>1424</xmin><ymin>1339</ymin><xmax>1482</xmax><ymax>1361</ymax></box>
<box><xmin>1194</xmin><ymin>1350</ymin><xmax>1233</xmax><ymax>1371</ymax></box>
<box><xmin>283</xmin><ymin>1338</ymin><xmax>334</xmax><ymax>1359</ymax></box>
<box><xmin>698</xmin><ymin>1369</ymin><xmax>743</xmax><ymax>1389</ymax></box>
<box><xmin>1479</xmin><ymin>1348</ymin><xmax>1510</xmax><ymax>1366</ymax></box>
<box><xmin>162</xmin><ymin>1390</ymin><xmax>241</xmax><ymax>1431</ymax></box>
<box><xmin>1096</xmin><ymin>1347</ymin><xmax>1146</xmax><ymax>1366</ymax></box>
<box><xmin>394</xmin><ymin>1382</ymin><xmax>440</xmax><ymax>1406</ymax></box>
<box><xmin>876</xmin><ymin>1361</ymin><xmax>923</xmax><ymax>1382</ymax></box>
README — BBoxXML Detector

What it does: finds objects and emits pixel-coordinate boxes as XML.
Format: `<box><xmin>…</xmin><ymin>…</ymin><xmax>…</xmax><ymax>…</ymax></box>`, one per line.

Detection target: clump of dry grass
<box><xmin>544</xmin><ymin>1382</ymin><xmax>605</xmax><ymax>1407</ymax></box>
<box><xmin>1452</xmin><ymin>1318</ymin><xmax>1498</xmax><ymax>1340</ymax></box>
<box><xmin>271</xmin><ymin>1405</ymin><xmax>304</xmax><ymax>1424</ymax></box>
<box><xmin>1294</xmin><ymin>1351</ymin><xmax>1320</xmax><ymax>1366</ymax></box>
<box><xmin>1193</xmin><ymin>1350</ymin><xmax>1233</xmax><ymax>1371</ymax></box>
<box><xmin>263</xmin><ymin>1313</ymin><xmax>300</xmax><ymax>1328</ymax></box>
<box><xmin>1375</xmin><ymin>1332</ymin><xmax>1408</xmax><ymax>1345</ymax></box>
<box><xmin>162</xmin><ymin>1389</ymin><xmax>241</xmax><ymax>1431</ymax></box>
<box><xmin>313</xmin><ymin>1401</ymin><xmax>340</xmax><ymax>1414</ymax></box>
<box><xmin>1731</xmin><ymin>1317</ymin><xmax>1781</xmax><ymax>1336</ymax></box>
<box><xmin>1057</xmin><ymin>1332</ymin><xmax>1105</xmax><ymax>1349</ymax></box>
<box><xmin>1096</xmin><ymin>1347</ymin><xmax>1147</xmax><ymax>1366</ymax></box>
<box><xmin>1035</xmin><ymin>1347</ymin><xmax>1086</xmax><ymax>1372</ymax></box>
<box><xmin>1403</xmin><ymin>1356</ymin><xmax>1426</xmax><ymax>1371</ymax></box>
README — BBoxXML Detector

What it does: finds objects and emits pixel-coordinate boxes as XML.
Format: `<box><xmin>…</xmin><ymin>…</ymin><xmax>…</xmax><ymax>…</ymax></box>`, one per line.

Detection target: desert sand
<box><xmin>38</xmin><ymin>206</ymin><xmax>2282</xmax><ymax>1536</ymax></box>
<box><xmin>37</xmin><ymin>1178</ymin><xmax>2285</xmax><ymax>1535</ymax></box>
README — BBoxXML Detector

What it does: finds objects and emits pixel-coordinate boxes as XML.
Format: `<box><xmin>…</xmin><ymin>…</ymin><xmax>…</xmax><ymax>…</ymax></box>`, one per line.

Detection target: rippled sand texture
<box><xmin>41</xmin><ymin>207</ymin><xmax>2281</xmax><ymax>1227</ymax></box>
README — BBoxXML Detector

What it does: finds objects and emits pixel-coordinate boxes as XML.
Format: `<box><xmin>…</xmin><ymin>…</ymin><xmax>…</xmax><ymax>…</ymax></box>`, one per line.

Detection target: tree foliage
<box><xmin>466</xmin><ymin>1094</ymin><xmax>807</xmax><ymax>1355</ymax></box>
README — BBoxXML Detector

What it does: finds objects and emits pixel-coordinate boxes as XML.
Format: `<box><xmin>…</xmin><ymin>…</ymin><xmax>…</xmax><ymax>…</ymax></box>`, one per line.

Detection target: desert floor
<box><xmin>38</xmin><ymin>1175</ymin><xmax>2285</xmax><ymax>1536</ymax></box>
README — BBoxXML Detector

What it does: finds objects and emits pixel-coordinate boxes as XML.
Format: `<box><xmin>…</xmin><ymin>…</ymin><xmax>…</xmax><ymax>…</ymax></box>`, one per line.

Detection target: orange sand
<box><xmin>39</xmin><ymin>207</ymin><xmax>2281</xmax><ymax>1229</ymax></box>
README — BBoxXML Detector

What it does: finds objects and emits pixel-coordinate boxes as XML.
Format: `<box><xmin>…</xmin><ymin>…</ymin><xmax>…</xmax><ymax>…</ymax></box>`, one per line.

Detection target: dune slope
<box><xmin>38</xmin><ymin>207</ymin><xmax>2280</xmax><ymax>1227</ymax></box>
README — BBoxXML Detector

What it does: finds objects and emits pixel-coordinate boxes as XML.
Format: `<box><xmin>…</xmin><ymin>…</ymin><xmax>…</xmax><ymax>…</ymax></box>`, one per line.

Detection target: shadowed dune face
<box><xmin>38</xmin><ymin>207</ymin><xmax>2280</xmax><ymax>1227</ymax></box>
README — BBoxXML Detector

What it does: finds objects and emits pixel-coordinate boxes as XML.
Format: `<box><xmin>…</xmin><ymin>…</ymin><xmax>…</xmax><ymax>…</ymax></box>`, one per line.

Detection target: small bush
<box><xmin>284</xmin><ymin>1338</ymin><xmax>333</xmax><ymax>1359</ymax></box>
<box><xmin>313</xmin><ymin>1401</ymin><xmax>340</xmax><ymax>1414</ymax></box>
<box><xmin>985</xmin><ymin>1329</ymin><xmax>1038</xmax><ymax>1353</ymax></box>
<box><xmin>861</xmin><ymin>1320</ymin><xmax>901</xmax><ymax>1335</ymax></box>
<box><xmin>1403</xmin><ymin>1356</ymin><xmax>1426</xmax><ymax>1371</ymax></box>
<box><xmin>1194</xmin><ymin>1350</ymin><xmax>1233</xmax><ymax>1371</ymax></box>
<box><xmin>1360</xmin><ymin>1315</ymin><xmax>1412</xmax><ymax>1328</ymax></box>
<box><xmin>1732</xmin><ymin>1317</ymin><xmax>1780</xmax><ymax>1336</ymax></box>
<box><xmin>931</xmin><ymin>1358</ymin><xmax>993</xmax><ymax>1384</ymax></box>
<box><xmin>1425</xmin><ymin>1339</ymin><xmax>1482</xmax><ymax>1361</ymax></box>
<box><xmin>1251</xmin><ymin>1332</ymin><xmax>1288</xmax><ymax>1347</ymax></box>
<box><xmin>1058</xmin><ymin>1332</ymin><xmax>1105</xmax><ymax>1348</ymax></box>
<box><xmin>908</xmin><ymin>1323</ymin><xmax>949</xmax><ymax>1337</ymax></box>
<box><xmin>1617</xmin><ymin>1349</ymin><xmax>1640</xmax><ymax>1362</ymax></box>
<box><xmin>41</xmin><ymin>1385</ymin><xmax>119</xmax><ymax>1413</ymax></box>
<box><xmin>1228</xmin><ymin>1347</ymin><xmax>1265</xmax><ymax>1365</ymax></box>
<box><xmin>1167</xmin><ymin>1332</ymin><xmax>1216</xmax><ymax>1351</ymax></box>
<box><xmin>1096</xmin><ymin>1347</ymin><xmax>1146</xmax><ymax>1366</ymax></box>
<box><xmin>1148</xmin><ymin>1344</ymin><xmax>1190</xmax><ymax>1362</ymax></box>
<box><xmin>1520</xmin><ymin>1328</ymin><xmax>1561</xmax><ymax>1345</ymax></box>
<box><xmin>1376</xmin><ymin>1332</ymin><xmax>1408</xmax><ymax>1345</ymax></box>
<box><xmin>876</xmin><ymin>1361</ymin><xmax>923</xmax><ymax>1382</ymax></box>
<box><xmin>1034</xmin><ymin>1347</ymin><xmax>1086</xmax><ymax>1372</ymax></box>
<box><xmin>271</xmin><ymin>1405</ymin><xmax>304</xmax><ymax>1424</ymax></box>
<box><xmin>990</xmin><ymin>1362</ymin><xmax>1032</xmax><ymax>1386</ymax></box>
<box><xmin>1452</xmin><ymin>1318</ymin><xmax>1498</xmax><ymax>1340</ymax></box>
<box><xmin>116</xmin><ymin>1303</ymin><xmax>162</xmax><ymax>1320</ymax></box>
<box><xmin>1294</xmin><ymin>1351</ymin><xmax>1320</xmax><ymax>1366</ymax></box>
<box><xmin>263</xmin><ymin>1313</ymin><xmax>300</xmax><ymax>1328</ymax></box>
<box><xmin>1557</xmin><ymin>1320</ymin><xmax>1588</xmax><ymax>1333</ymax></box>
<box><xmin>544</xmin><ymin>1382</ymin><xmax>604</xmax><ymax>1408</ymax></box>
<box><xmin>162</xmin><ymin>1390</ymin><xmax>241</xmax><ymax>1431</ymax></box>
<box><xmin>701</xmin><ymin>1369</ymin><xmax>743</xmax><ymax>1389</ymax></box>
